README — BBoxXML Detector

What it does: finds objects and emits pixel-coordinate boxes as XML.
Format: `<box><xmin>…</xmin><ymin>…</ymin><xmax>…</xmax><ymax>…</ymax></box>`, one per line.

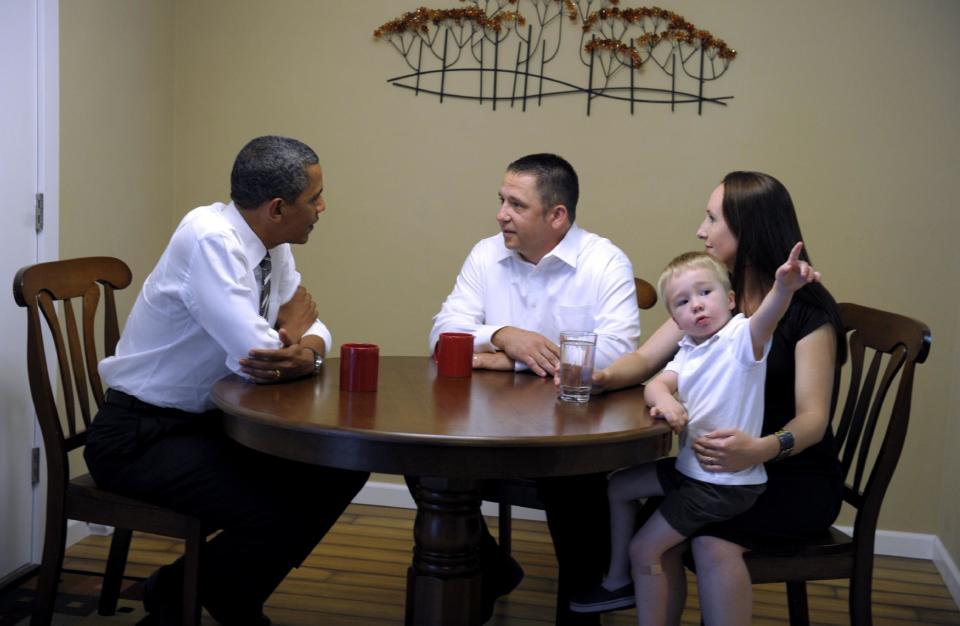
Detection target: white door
<box><xmin>0</xmin><ymin>0</ymin><xmax>58</xmax><ymax>584</ymax></box>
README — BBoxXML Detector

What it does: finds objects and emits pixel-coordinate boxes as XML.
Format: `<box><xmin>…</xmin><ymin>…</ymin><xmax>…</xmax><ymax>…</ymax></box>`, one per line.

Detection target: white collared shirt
<box><xmin>99</xmin><ymin>202</ymin><xmax>331</xmax><ymax>413</ymax></box>
<box><xmin>429</xmin><ymin>224</ymin><xmax>640</xmax><ymax>371</ymax></box>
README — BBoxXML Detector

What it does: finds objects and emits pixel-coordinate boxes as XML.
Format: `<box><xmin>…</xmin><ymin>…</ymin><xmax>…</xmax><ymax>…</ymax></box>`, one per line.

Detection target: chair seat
<box><xmin>67</xmin><ymin>474</ymin><xmax>204</xmax><ymax>539</ymax></box>
<box><xmin>745</xmin><ymin>526</ymin><xmax>854</xmax><ymax>584</ymax></box>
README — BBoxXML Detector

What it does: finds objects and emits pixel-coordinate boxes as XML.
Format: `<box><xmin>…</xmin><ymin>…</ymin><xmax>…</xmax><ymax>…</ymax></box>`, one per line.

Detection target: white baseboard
<box><xmin>833</xmin><ymin>525</ymin><xmax>933</xmax><ymax>559</ymax></box>
<box><xmin>934</xmin><ymin>536</ymin><xmax>960</xmax><ymax>609</ymax></box>
<box><xmin>832</xmin><ymin>524</ymin><xmax>960</xmax><ymax>607</ymax></box>
<box><xmin>66</xmin><ymin>519</ymin><xmax>91</xmax><ymax>548</ymax></box>
<box><xmin>64</xmin><ymin>520</ymin><xmax>113</xmax><ymax>549</ymax></box>
<box><xmin>352</xmin><ymin>479</ymin><xmax>547</xmax><ymax>521</ymax></box>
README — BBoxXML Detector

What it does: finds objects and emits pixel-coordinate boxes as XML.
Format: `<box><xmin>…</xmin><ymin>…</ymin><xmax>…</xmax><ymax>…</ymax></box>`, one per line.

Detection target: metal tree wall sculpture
<box><xmin>374</xmin><ymin>0</ymin><xmax>737</xmax><ymax>115</ymax></box>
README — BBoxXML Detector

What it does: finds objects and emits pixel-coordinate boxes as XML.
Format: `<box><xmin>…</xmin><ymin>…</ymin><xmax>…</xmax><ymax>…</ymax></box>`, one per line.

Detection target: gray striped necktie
<box><xmin>258</xmin><ymin>252</ymin><xmax>271</xmax><ymax>318</ymax></box>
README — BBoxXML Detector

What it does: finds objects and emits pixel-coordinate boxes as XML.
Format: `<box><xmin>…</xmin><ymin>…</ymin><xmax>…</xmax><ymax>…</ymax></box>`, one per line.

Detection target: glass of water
<box><xmin>558</xmin><ymin>330</ymin><xmax>597</xmax><ymax>403</ymax></box>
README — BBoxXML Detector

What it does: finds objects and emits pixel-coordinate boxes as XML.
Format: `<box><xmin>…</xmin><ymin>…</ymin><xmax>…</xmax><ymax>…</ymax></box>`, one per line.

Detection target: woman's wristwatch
<box><xmin>772</xmin><ymin>429</ymin><xmax>795</xmax><ymax>461</ymax></box>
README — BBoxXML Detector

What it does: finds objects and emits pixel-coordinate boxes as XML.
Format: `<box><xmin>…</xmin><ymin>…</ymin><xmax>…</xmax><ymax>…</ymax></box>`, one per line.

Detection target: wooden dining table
<box><xmin>212</xmin><ymin>356</ymin><xmax>671</xmax><ymax>626</ymax></box>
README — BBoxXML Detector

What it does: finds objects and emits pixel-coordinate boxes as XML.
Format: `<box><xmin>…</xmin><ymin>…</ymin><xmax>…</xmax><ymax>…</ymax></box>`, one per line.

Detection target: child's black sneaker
<box><xmin>569</xmin><ymin>582</ymin><xmax>635</xmax><ymax>613</ymax></box>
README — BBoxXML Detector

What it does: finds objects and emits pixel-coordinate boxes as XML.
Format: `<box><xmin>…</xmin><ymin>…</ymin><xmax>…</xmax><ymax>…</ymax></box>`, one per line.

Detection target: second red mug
<box><xmin>436</xmin><ymin>332</ymin><xmax>474</xmax><ymax>377</ymax></box>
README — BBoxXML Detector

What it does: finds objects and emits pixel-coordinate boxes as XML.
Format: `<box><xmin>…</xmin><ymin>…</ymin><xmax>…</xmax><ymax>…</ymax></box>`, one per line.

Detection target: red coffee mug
<box><xmin>436</xmin><ymin>332</ymin><xmax>474</xmax><ymax>377</ymax></box>
<box><xmin>340</xmin><ymin>343</ymin><xmax>379</xmax><ymax>392</ymax></box>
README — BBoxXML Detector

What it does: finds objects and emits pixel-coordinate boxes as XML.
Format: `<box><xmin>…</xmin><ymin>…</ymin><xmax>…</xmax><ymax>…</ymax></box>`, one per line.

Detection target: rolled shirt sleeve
<box><xmin>429</xmin><ymin>240</ymin><xmax>505</xmax><ymax>355</ymax></box>
<box><xmin>591</xmin><ymin>257</ymin><xmax>641</xmax><ymax>370</ymax></box>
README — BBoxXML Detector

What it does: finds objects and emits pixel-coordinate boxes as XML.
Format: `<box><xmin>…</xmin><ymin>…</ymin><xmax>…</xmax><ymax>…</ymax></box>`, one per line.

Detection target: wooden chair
<box><xmin>481</xmin><ymin>276</ymin><xmax>659</xmax><ymax>553</ymax></box>
<box><xmin>13</xmin><ymin>257</ymin><xmax>204</xmax><ymax>626</ymax></box>
<box><xmin>693</xmin><ymin>302</ymin><xmax>931</xmax><ymax>626</ymax></box>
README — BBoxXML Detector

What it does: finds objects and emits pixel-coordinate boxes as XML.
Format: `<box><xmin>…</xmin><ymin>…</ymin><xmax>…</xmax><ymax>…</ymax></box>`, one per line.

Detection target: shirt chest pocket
<box><xmin>554</xmin><ymin>304</ymin><xmax>594</xmax><ymax>333</ymax></box>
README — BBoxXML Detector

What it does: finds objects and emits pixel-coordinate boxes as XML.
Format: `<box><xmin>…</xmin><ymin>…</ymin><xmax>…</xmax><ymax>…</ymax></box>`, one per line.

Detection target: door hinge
<box><xmin>31</xmin><ymin>447</ymin><xmax>40</xmax><ymax>486</ymax></box>
<box><xmin>35</xmin><ymin>192</ymin><xmax>44</xmax><ymax>233</ymax></box>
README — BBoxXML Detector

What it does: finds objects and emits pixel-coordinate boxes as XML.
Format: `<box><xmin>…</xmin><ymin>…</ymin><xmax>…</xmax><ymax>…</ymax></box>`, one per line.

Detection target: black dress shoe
<box><xmin>138</xmin><ymin>608</ymin><xmax>270</xmax><ymax>626</ymax></box>
<box><xmin>141</xmin><ymin>565</ymin><xmax>271</xmax><ymax>626</ymax></box>
<box><xmin>479</xmin><ymin>553</ymin><xmax>524</xmax><ymax>623</ymax></box>
<box><xmin>141</xmin><ymin>567</ymin><xmax>181</xmax><ymax>626</ymax></box>
<box><xmin>204</xmin><ymin>597</ymin><xmax>272</xmax><ymax>626</ymax></box>
<box><xmin>206</xmin><ymin>612</ymin><xmax>271</xmax><ymax>626</ymax></box>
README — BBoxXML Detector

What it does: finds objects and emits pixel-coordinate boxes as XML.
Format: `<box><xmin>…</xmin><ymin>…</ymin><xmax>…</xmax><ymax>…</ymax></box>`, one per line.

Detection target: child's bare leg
<box><xmin>690</xmin><ymin>535</ymin><xmax>751</xmax><ymax>626</ymax></box>
<box><xmin>605</xmin><ymin>463</ymin><xmax>663</xmax><ymax>590</ymax></box>
<box><xmin>629</xmin><ymin>510</ymin><xmax>686</xmax><ymax>626</ymax></box>
<box><xmin>663</xmin><ymin>542</ymin><xmax>687</xmax><ymax>626</ymax></box>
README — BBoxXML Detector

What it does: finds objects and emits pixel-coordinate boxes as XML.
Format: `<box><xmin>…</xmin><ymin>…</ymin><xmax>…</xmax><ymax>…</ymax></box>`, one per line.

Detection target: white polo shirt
<box><xmin>666</xmin><ymin>314</ymin><xmax>769</xmax><ymax>486</ymax></box>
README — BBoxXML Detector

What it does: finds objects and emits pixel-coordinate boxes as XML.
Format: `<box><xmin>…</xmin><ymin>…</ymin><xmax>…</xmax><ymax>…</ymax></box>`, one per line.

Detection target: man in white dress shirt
<box><xmin>428</xmin><ymin>153</ymin><xmax>641</xmax><ymax>625</ymax></box>
<box><xmin>84</xmin><ymin>136</ymin><xmax>368</xmax><ymax>625</ymax></box>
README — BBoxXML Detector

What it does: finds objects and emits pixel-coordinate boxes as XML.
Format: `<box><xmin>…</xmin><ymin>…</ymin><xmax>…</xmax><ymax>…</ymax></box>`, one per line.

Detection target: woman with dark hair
<box><xmin>591</xmin><ymin>171</ymin><xmax>845</xmax><ymax>623</ymax></box>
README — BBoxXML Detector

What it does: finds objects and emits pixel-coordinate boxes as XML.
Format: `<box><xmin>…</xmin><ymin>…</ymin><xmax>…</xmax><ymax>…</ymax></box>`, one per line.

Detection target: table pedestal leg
<box><xmin>405</xmin><ymin>477</ymin><xmax>482</xmax><ymax>626</ymax></box>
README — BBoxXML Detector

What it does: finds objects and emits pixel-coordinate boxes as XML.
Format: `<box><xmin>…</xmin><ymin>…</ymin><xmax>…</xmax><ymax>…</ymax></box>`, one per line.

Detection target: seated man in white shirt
<box><xmin>427</xmin><ymin>153</ymin><xmax>641</xmax><ymax>625</ymax></box>
<box><xmin>84</xmin><ymin>136</ymin><xmax>368</xmax><ymax>626</ymax></box>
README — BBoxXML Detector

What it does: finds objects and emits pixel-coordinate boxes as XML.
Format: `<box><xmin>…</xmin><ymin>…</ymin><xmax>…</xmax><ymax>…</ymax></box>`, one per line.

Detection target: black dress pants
<box><xmin>537</xmin><ymin>472</ymin><xmax>610</xmax><ymax>626</ymax></box>
<box><xmin>84</xmin><ymin>390</ymin><xmax>369</xmax><ymax>621</ymax></box>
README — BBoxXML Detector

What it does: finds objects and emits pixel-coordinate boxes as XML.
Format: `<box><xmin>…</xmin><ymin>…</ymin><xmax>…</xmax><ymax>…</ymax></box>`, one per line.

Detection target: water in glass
<box><xmin>559</xmin><ymin>339</ymin><xmax>595</xmax><ymax>403</ymax></box>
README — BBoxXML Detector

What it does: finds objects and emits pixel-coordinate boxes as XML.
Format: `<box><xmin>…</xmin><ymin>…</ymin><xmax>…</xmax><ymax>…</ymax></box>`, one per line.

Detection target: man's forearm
<box><xmin>300</xmin><ymin>334</ymin><xmax>326</xmax><ymax>356</ymax></box>
<box><xmin>473</xmin><ymin>351</ymin><xmax>514</xmax><ymax>370</ymax></box>
<box><xmin>276</xmin><ymin>286</ymin><xmax>318</xmax><ymax>343</ymax></box>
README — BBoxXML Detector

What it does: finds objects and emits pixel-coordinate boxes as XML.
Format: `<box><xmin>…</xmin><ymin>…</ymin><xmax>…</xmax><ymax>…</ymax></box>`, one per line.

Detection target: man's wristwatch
<box><xmin>772</xmin><ymin>429</ymin><xmax>795</xmax><ymax>461</ymax></box>
<box><xmin>308</xmin><ymin>347</ymin><xmax>323</xmax><ymax>375</ymax></box>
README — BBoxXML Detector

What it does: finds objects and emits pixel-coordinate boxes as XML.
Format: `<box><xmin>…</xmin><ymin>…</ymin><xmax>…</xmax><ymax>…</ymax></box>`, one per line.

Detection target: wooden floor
<box><xmin>12</xmin><ymin>503</ymin><xmax>960</xmax><ymax>625</ymax></box>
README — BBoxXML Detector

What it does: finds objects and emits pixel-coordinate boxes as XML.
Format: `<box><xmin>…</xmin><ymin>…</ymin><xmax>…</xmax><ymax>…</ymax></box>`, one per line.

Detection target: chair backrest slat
<box><xmin>859</xmin><ymin>359</ymin><xmax>919</xmax><ymax>531</ymax></box>
<box><xmin>37</xmin><ymin>292</ymin><xmax>77</xmax><ymax>440</ymax></box>
<box><xmin>834</xmin><ymin>337</ymin><xmax>863</xmax><ymax>448</ymax></box>
<box><xmin>852</xmin><ymin>349</ymin><xmax>906</xmax><ymax>495</ymax></box>
<box><xmin>64</xmin><ymin>297</ymin><xmax>95</xmax><ymax>433</ymax></box>
<box><xmin>838</xmin><ymin>348</ymin><xmax>881</xmax><ymax>483</ymax></box>
<box><xmin>97</xmin><ymin>284</ymin><xmax>120</xmax><ymax>405</ymax></box>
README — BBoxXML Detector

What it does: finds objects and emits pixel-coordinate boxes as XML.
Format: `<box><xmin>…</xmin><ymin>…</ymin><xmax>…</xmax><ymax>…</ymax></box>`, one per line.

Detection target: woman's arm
<box><xmin>772</xmin><ymin>322</ymin><xmax>837</xmax><ymax>454</ymax></box>
<box><xmin>592</xmin><ymin>318</ymin><xmax>683</xmax><ymax>393</ymax></box>
<box><xmin>693</xmin><ymin>323</ymin><xmax>837</xmax><ymax>471</ymax></box>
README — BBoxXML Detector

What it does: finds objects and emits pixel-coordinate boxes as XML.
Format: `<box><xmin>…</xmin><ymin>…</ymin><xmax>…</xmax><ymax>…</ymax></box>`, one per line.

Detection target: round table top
<box><xmin>212</xmin><ymin>356</ymin><xmax>671</xmax><ymax>478</ymax></box>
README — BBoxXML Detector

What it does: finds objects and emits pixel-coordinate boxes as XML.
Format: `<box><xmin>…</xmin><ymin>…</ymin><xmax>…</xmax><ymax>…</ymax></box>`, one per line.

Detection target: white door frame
<box><xmin>38</xmin><ymin>0</ymin><xmax>59</xmax><ymax>269</ymax></box>
<box><xmin>33</xmin><ymin>0</ymin><xmax>60</xmax><ymax>565</ymax></box>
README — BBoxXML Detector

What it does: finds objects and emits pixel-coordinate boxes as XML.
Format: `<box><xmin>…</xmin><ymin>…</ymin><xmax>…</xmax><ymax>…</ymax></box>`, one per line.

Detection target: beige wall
<box><xmin>60</xmin><ymin>0</ymin><xmax>174</xmax><ymax>316</ymax></box>
<box><xmin>61</xmin><ymin>0</ymin><xmax>959</xmax><ymax>562</ymax></box>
